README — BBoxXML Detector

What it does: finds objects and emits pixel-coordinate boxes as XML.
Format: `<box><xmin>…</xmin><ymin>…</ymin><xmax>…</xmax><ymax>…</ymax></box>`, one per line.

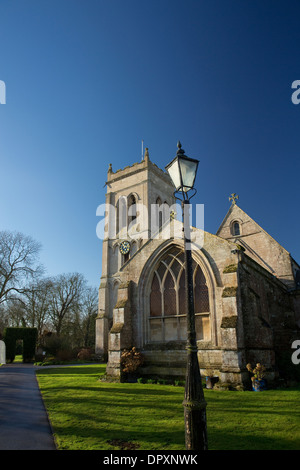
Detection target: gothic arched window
<box><xmin>149</xmin><ymin>248</ymin><xmax>211</xmax><ymax>343</ymax></box>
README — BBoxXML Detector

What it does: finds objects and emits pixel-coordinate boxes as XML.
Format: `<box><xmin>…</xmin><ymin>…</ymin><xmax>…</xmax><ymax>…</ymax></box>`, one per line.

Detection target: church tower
<box><xmin>95</xmin><ymin>147</ymin><xmax>175</xmax><ymax>358</ymax></box>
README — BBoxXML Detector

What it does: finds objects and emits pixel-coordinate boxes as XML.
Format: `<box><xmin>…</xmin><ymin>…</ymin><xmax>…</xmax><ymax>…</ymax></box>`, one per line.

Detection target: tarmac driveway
<box><xmin>0</xmin><ymin>363</ymin><xmax>56</xmax><ymax>450</ymax></box>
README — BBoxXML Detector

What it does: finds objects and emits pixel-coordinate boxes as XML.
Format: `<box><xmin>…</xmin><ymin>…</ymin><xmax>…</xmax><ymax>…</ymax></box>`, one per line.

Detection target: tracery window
<box><xmin>149</xmin><ymin>248</ymin><xmax>211</xmax><ymax>343</ymax></box>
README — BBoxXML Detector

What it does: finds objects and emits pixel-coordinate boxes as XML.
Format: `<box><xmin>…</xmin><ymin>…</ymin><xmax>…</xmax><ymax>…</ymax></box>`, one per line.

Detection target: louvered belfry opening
<box><xmin>149</xmin><ymin>247</ymin><xmax>211</xmax><ymax>343</ymax></box>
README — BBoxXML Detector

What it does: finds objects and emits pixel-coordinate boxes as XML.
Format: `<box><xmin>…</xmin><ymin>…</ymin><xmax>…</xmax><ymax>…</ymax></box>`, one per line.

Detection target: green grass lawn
<box><xmin>36</xmin><ymin>364</ymin><xmax>300</xmax><ymax>451</ymax></box>
<box><xmin>14</xmin><ymin>355</ymin><xmax>23</xmax><ymax>363</ymax></box>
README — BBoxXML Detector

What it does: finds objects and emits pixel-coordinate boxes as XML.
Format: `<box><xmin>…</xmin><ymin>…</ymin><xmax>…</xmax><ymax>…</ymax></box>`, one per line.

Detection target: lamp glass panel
<box><xmin>166</xmin><ymin>158</ymin><xmax>181</xmax><ymax>190</ymax></box>
<box><xmin>179</xmin><ymin>158</ymin><xmax>198</xmax><ymax>192</ymax></box>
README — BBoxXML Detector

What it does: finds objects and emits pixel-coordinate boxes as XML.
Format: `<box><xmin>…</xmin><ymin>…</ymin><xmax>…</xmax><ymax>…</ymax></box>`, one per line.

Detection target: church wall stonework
<box><xmin>292</xmin><ymin>291</ymin><xmax>300</xmax><ymax>328</ymax></box>
<box><xmin>96</xmin><ymin>151</ymin><xmax>300</xmax><ymax>389</ymax></box>
<box><xmin>217</xmin><ymin>203</ymin><xmax>296</xmax><ymax>288</ymax></box>
<box><xmin>102</xmin><ymin>225</ymin><xmax>251</xmax><ymax>386</ymax></box>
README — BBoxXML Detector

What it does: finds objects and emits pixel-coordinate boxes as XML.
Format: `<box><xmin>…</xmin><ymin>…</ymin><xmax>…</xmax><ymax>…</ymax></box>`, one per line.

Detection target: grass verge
<box><xmin>36</xmin><ymin>364</ymin><xmax>300</xmax><ymax>450</ymax></box>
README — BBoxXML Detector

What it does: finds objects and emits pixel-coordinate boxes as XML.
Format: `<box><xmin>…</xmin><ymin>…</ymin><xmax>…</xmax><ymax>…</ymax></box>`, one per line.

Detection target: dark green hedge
<box><xmin>3</xmin><ymin>327</ymin><xmax>38</xmax><ymax>363</ymax></box>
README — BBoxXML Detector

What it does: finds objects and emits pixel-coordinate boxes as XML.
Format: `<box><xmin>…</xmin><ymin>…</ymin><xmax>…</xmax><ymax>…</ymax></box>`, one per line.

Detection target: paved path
<box><xmin>0</xmin><ymin>363</ymin><xmax>56</xmax><ymax>450</ymax></box>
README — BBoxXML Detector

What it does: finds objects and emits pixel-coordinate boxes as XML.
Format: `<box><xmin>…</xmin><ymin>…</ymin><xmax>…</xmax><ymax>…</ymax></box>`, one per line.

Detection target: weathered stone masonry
<box><xmin>96</xmin><ymin>149</ymin><xmax>300</xmax><ymax>388</ymax></box>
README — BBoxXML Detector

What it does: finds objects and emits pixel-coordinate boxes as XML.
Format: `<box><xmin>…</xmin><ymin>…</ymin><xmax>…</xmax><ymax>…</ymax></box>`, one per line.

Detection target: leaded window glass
<box><xmin>149</xmin><ymin>248</ymin><xmax>211</xmax><ymax>342</ymax></box>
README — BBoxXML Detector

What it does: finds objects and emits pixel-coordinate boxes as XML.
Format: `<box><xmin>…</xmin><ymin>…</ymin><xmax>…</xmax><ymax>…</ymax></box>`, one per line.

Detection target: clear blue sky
<box><xmin>0</xmin><ymin>0</ymin><xmax>300</xmax><ymax>288</ymax></box>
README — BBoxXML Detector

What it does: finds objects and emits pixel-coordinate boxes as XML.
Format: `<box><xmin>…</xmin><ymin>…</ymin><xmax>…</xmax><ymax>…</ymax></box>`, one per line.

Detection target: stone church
<box><xmin>95</xmin><ymin>147</ymin><xmax>300</xmax><ymax>388</ymax></box>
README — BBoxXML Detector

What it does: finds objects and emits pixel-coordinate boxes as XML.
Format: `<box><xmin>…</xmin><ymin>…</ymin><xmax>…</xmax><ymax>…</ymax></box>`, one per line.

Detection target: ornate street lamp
<box><xmin>166</xmin><ymin>141</ymin><xmax>208</xmax><ymax>451</ymax></box>
<box><xmin>165</xmin><ymin>142</ymin><xmax>199</xmax><ymax>197</ymax></box>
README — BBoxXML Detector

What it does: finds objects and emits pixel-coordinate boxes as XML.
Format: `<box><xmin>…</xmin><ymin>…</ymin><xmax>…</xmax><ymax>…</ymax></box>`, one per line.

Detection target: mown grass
<box><xmin>14</xmin><ymin>355</ymin><xmax>23</xmax><ymax>363</ymax></box>
<box><xmin>36</xmin><ymin>364</ymin><xmax>300</xmax><ymax>451</ymax></box>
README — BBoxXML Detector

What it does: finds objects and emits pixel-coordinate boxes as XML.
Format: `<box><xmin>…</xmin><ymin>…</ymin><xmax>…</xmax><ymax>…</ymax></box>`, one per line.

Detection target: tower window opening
<box><xmin>116</xmin><ymin>196</ymin><xmax>127</xmax><ymax>235</ymax></box>
<box><xmin>156</xmin><ymin>198</ymin><xmax>162</xmax><ymax>230</ymax></box>
<box><xmin>128</xmin><ymin>195</ymin><xmax>137</xmax><ymax>227</ymax></box>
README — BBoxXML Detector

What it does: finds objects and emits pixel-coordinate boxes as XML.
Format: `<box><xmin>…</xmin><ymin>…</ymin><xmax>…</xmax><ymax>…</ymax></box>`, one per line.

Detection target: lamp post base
<box><xmin>183</xmin><ymin>406</ymin><xmax>208</xmax><ymax>451</ymax></box>
<box><xmin>183</xmin><ymin>349</ymin><xmax>208</xmax><ymax>451</ymax></box>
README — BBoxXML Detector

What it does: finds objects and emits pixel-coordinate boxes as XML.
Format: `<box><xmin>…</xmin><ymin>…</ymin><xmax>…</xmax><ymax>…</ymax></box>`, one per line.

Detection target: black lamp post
<box><xmin>165</xmin><ymin>141</ymin><xmax>208</xmax><ymax>451</ymax></box>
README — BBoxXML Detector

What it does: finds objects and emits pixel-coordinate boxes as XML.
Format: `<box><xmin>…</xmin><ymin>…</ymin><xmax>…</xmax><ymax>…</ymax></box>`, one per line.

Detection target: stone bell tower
<box><xmin>95</xmin><ymin>147</ymin><xmax>175</xmax><ymax>360</ymax></box>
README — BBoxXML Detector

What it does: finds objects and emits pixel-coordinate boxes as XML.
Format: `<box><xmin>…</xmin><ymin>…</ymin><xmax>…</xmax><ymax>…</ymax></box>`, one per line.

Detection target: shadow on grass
<box><xmin>51</xmin><ymin>418</ymin><xmax>186</xmax><ymax>450</ymax></box>
<box><xmin>207</xmin><ymin>427</ymin><xmax>299</xmax><ymax>450</ymax></box>
<box><xmin>37</xmin><ymin>366</ymin><xmax>300</xmax><ymax>450</ymax></box>
<box><xmin>49</xmin><ymin>408</ymin><xmax>300</xmax><ymax>450</ymax></box>
<box><xmin>36</xmin><ymin>365</ymin><xmax>105</xmax><ymax>376</ymax></box>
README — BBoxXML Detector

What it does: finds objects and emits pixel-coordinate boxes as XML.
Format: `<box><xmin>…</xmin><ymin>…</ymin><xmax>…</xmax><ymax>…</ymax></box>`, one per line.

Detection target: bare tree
<box><xmin>81</xmin><ymin>286</ymin><xmax>98</xmax><ymax>347</ymax></box>
<box><xmin>0</xmin><ymin>304</ymin><xmax>8</xmax><ymax>334</ymax></box>
<box><xmin>0</xmin><ymin>230</ymin><xmax>43</xmax><ymax>305</ymax></box>
<box><xmin>48</xmin><ymin>272</ymin><xmax>85</xmax><ymax>336</ymax></box>
<box><xmin>3</xmin><ymin>299</ymin><xmax>26</xmax><ymax>327</ymax></box>
<box><xmin>22</xmin><ymin>278</ymin><xmax>53</xmax><ymax>339</ymax></box>
<box><xmin>48</xmin><ymin>283</ymin><xmax>98</xmax><ymax>349</ymax></box>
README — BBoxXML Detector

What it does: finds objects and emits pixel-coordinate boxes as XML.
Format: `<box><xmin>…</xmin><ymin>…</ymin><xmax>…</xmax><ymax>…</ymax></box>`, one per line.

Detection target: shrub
<box><xmin>246</xmin><ymin>363</ymin><xmax>266</xmax><ymax>382</ymax></box>
<box><xmin>35</xmin><ymin>354</ymin><xmax>45</xmax><ymax>362</ymax></box>
<box><xmin>157</xmin><ymin>379</ymin><xmax>167</xmax><ymax>385</ymax></box>
<box><xmin>146</xmin><ymin>379</ymin><xmax>156</xmax><ymax>384</ymax></box>
<box><xmin>3</xmin><ymin>327</ymin><xmax>37</xmax><ymax>363</ymax></box>
<box><xmin>42</xmin><ymin>334</ymin><xmax>72</xmax><ymax>358</ymax></box>
<box><xmin>56</xmin><ymin>349</ymin><xmax>74</xmax><ymax>362</ymax></box>
<box><xmin>121</xmin><ymin>347</ymin><xmax>144</xmax><ymax>374</ymax></box>
<box><xmin>174</xmin><ymin>380</ymin><xmax>185</xmax><ymax>386</ymax></box>
<box><xmin>77</xmin><ymin>348</ymin><xmax>93</xmax><ymax>361</ymax></box>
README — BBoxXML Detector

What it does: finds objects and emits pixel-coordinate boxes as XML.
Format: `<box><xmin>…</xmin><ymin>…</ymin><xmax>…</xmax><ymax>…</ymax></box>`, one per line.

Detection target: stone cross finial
<box><xmin>229</xmin><ymin>193</ymin><xmax>239</xmax><ymax>205</ymax></box>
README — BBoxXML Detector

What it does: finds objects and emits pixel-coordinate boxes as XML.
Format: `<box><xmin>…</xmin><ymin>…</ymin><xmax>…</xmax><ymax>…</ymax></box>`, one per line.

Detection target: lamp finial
<box><xmin>177</xmin><ymin>141</ymin><xmax>185</xmax><ymax>155</ymax></box>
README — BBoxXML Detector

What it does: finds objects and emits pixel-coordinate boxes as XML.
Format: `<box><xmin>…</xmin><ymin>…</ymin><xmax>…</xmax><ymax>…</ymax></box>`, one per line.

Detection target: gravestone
<box><xmin>0</xmin><ymin>340</ymin><xmax>6</xmax><ymax>364</ymax></box>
